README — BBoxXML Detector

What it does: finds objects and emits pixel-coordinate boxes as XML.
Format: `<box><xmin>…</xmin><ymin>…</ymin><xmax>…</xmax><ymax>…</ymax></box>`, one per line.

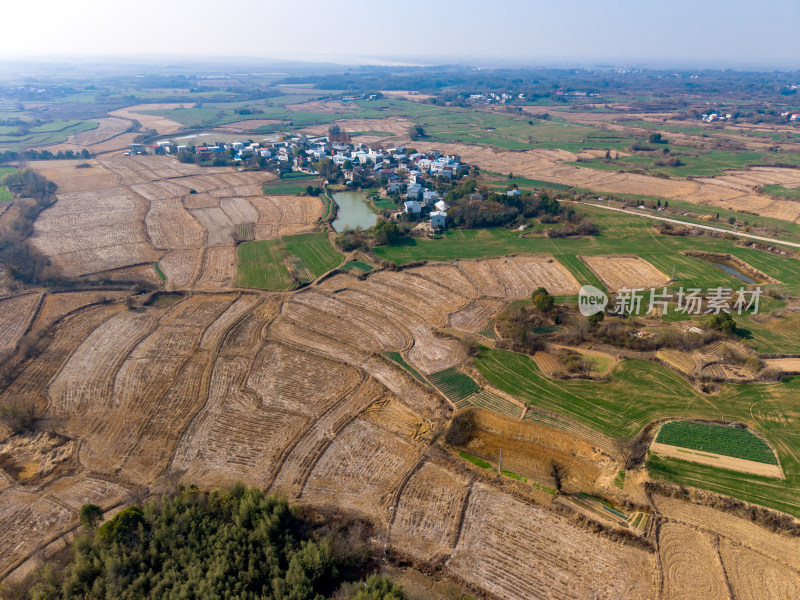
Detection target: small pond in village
<box><xmin>331</xmin><ymin>191</ymin><xmax>378</xmax><ymax>232</ymax></box>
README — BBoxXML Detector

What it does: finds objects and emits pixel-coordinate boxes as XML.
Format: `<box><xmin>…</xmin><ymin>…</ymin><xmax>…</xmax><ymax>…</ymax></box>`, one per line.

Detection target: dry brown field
<box><xmin>0</xmin><ymin>293</ymin><xmax>41</xmax><ymax>354</ymax></box>
<box><xmin>580</xmin><ymin>255</ymin><xmax>670</xmax><ymax>292</ymax></box>
<box><xmin>658</xmin><ymin>522</ymin><xmax>729</xmax><ymax>600</ymax></box>
<box><xmin>764</xmin><ymin>357</ymin><xmax>800</xmax><ymax>372</ymax></box>
<box><xmin>657</xmin><ymin>349</ymin><xmax>697</xmax><ymax>374</ymax></box>
<box><xmin>108</xmin><ymin>103</ymin><xmax>194</xmax><ymax>136</ymax></box>
<box><xmin>28</xmin><ymin>156</ymin><xmax>318</xmax><ymax>289</ymax></box>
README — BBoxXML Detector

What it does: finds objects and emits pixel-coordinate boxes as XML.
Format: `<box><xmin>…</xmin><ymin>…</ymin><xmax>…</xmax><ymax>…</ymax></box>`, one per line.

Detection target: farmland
<box><xmin>655</xmin><ymin>421</ymin><xmax>778</xmax><ymax>465</ymax></box>
<box><xmin>6</xmin><ymin>66</ymin><xmax>800</xmax><ymax>600</ymax></box>
<box><xmin>236</xmin><ymin>232</ymin><xmax>341</xmax><ymax>289</ymax></box>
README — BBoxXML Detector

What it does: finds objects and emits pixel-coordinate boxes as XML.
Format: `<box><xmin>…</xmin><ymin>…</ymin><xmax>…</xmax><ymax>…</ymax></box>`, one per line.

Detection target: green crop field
<box><xmin>762</xmin><ymin>184</ymin><xmax>800</xmax><ymax>199</ymax></box>
<box><xmin>472</xmin><ymin>346</ymin><xmax>800</xmax><ymax>516</ymax></box>
<box><xmin>237</xmin><ymin>232</ymin><xmax>341</xmax><ymax>290</ymax></box>
<box><xmin>568</xmin><ymin>150</ymin><xmax>772</xmax><ymax>178</ymax></box>
<box><xmin>656</xmin><ymin>421</ymin><xmax>777</xmax><ymax>464</ymax></box>
<box><xmin>0</xmin><ymin>120</ymin><xmax>98</xmax><ymax>151</ymax></box>
<box><xmin>236</xmin><ymin>238</ymin><xmax>293</xmax><ymax>290</ymax></box>
<box><xmin>283</xmin><ymin>233</ymin><xmax>342</xmax><ymax>277</ymax></box>
<box><xmin>427</xmin><ymin>367</ymin><xmax>480</xmax><ymax>402</ymax></box>
<box><xmin>262</xmin><ymin>180</ymin><xmax>322</xmax><ymax>195</ymax></box>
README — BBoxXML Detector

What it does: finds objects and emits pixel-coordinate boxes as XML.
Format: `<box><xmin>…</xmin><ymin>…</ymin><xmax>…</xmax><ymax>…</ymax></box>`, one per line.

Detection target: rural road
<box><xmin>573</xmin><ymin>201</ymin><xmax>800</xmax><ymax>250</ymax></box>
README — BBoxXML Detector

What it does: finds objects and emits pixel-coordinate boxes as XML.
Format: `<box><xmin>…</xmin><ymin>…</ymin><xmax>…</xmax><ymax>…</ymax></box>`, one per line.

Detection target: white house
<box><xmin>434</xmin><ymin>200</ymin><xmax>449</xmax><ymax>212</ymax></box>
<box><xmin>404</xmin><ymin>200</ymin><xmax>421</xmax><ymax>214</ymax></box>
<box><xmin>423</xmin><ymin>190</ymin><xmax>439</xmax><ymax>205</ymax></box>
<box><xmin>388</xmin><ymin>181</ymin><xmax>402</xmax><ymax>192</ymax></box>
<box><xmin>506</xmin><ymin>189</ymin><xmax>521</xmax><ymax>197</ymax></box>
<box><xmin>430</xmin><ymin>211</ymin><xmax>446</xmax><ymax>229</ymax></box>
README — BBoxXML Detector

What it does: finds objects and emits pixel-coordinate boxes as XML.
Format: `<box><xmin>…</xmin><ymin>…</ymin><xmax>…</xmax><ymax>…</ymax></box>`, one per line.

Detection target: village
<box><xmin>128</xmin><ymin>133</ymin><xmax>473</xmax><ymax>231</ymax></box>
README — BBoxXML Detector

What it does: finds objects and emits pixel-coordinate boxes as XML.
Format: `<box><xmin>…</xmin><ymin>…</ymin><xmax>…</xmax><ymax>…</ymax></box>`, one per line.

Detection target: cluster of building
<box><xmin>780</xmin><ymin>111</ymin><xmax>800</xmax><ymax>122</ymax></box>
<box><xmin>700</xmin><ymin>112</ymin><xmax>732</xmax><ymax>123</ymax></box>
<box><xmin>129</xmin><ymin>133</ymin><xmax>472</xmax><ymax>230</ymax></box>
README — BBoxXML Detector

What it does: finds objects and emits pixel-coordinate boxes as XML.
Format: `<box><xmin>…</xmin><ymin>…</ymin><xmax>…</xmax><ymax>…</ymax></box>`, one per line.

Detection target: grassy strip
<box><xmin>614</xmin><ymin>470</ymin><xmax>626</xmax><ymax>490</ymax></box>
<box><xmin>459</xmin><ymin>451</ymin><xmax>491</xmax><ymax>469</ymax></box>
<box><xmin>383</xmin><ymin>351</ymin><xmax>426</xmax><ymax>383</ymax></box>
<box><xmin>236</xmin><ymin>239</ymin><xmax>294</xmax><ymax>290</ymax></box>
<box><xmin>154</xmin><ymin>262</ymin><xmax>166</xmax><ymax>282</ymax></box>
<box><xmin>283</xmin><ymin>232</ymin><xmax>342</xmax><ymax>277</ymax></box>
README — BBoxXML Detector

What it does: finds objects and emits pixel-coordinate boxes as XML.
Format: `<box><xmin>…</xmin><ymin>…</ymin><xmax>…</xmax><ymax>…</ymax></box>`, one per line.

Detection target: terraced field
<box><xmin>655</xmin><ymin>421</ymin><xmax>778</xmax><ymax>465</ymax></box>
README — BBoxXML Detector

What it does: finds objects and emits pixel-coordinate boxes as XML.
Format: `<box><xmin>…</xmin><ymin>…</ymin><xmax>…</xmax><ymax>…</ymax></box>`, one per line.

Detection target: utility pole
<box><xmin>672</xmin><ymin>264</ymin><xmax>676</xmax><ymax>280</ymax></box>
<box><xmin>498</xmin><ymin>448</ymin><xmax>503</xmax><ymax>475</ymax></box>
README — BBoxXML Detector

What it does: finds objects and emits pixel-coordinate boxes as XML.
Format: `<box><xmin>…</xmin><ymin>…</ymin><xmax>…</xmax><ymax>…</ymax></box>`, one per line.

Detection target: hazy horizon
<box><xmin>2</xmin><ymin>0</ymin><xmax>799</xmax><ymax>71</ymax></box>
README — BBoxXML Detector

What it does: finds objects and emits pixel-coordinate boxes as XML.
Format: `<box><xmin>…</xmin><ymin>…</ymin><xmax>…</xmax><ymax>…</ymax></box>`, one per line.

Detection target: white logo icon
<box><xmin>579</xmin><ymin>285</ymin><xmax>608</xmax><ymax>316</ymax></box>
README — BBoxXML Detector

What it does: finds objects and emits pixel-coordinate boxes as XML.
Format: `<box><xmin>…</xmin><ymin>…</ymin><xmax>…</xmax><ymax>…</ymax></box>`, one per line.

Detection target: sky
<box><xmin>2</xmin><ymin>0</ymin><xmax>799</xmax><ymax>69</ymax></box>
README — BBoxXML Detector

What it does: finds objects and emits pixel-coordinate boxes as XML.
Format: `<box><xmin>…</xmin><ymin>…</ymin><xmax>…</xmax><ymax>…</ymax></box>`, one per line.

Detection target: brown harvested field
<box><xmin>454</xmin><ymin>255</ymin><xmax>580</xmax><ymax>297</ymax></box>
<box><xmin>0</xmin><ymin>293</ymin><xmax>41</xmax><ymax>354</ymax></box>
<box><xmin>764</xmin><ymin>357</ymin><xmax>800</xmax><ymax>372</ymax></box>
<box><xmin>580</xmin><ymin>255</ymin><xmax>670</xmax><ymax>292</ymax></box>
<box><xmin>653</xmin><ymin>495</ymin><xmax>800</xmax><ymax>569</ymax></box>
<box><xmin>650</xmin><ymin>441</ymin><xmax>782</xmax><ymax>478</ymax></box>
<box><xmin>719</xmin><ymin>538</ymin><xmax>800</xmax><ymax>599</ymax></box>
<box><xmin>700</xmin><ymin>363</ymin><xmax>753</xmax><ymax>381</ymax></box>
<box><xmin>446</xmin><ymin>483</ymin><xmax>656</xmax><ymax>600</ymax></box>
<box><xmin>389</xmin><ymin>462</ymin><xmax>471</xmax><ymax>561</ymax></box>
<box><xmin>158</xmin><ymin>249</ymin><xmax>201</xmax><ymax>289</ymax></box>
<box><xmin>29</xmin><ymin>160</ymin><xmax>120</xmax><ymax>193</ymax></box>
<box><xmin>109</xmin><ymin>103</ymin><xmax>194</xmax><ymax>136</ymax></box>
<box><xmin>533</xmin><ymin>351</ymin><xmax>564</xmax><ymax>376</ymax></box>
<box><xmin>145</xmin><ymin>199</ymin><xmax>206</xmax><ymax>249</ymax></box>
<box><xmin>301</xmin><ymin>417</ymin><xmax>420</xmax><ymax>525</ymax></box>
<box><xmin>659</xmin><ymin>523</ymin><xmax>729</xmax><ymax>600</ymax></box>
<box><xmin>449</xmin><ymin>299</ymin><xmax>504</xmax><ymax>332</ymax></box>
<box><xmin>194</xmin><ymin>246</ymin><xmax>237</xmax><ymax>289</ymax></box>
<box><xmin>30</xmin><ymin>291</ymin><xmax>125</xmax><ymax>332</ymax></box>
<box><xmin>189</xmin><ymin>206</ymin><xmax>234</xmax><ymax>246</ymax></box>
<box><xmin>0</xmin><ymin>488</ymin><xmax>71</xmax><ymax>578</ymax></box>
<box><xmin>219</xmin><ymin>197</ymin><xmax>260</xmax><ymax>225</ymax></box>
<box><xmin>657</xmin><ymin>349</ymin><xmax>697</xmax><ymax>374</ymax></box>
<box><xmin>30</xmin><ymin>186</ymin><xmax>159</xmax><ymax>277</ymax></box>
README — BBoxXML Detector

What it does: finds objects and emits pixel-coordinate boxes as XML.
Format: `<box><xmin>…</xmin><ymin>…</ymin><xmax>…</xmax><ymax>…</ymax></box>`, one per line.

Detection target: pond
<box><xmin>331</xmin><ymin>191</ymin><xmax>377</xmax><ymax>232</ymax></box>
<box><xmin>709</xmin><ymin>261</ymin><xmax>757</xmax><ymax>285</ymax></box>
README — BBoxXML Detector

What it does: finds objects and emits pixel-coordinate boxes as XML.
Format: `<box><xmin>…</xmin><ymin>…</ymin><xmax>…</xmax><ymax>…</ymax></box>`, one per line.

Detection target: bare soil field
<box><xmin>447</xmin><ymin>483</ymin><xmax>656</xmax><ymax>600</ymax></box>
<box><xmin>657</xmin><ymin>349</ymin><xmax>697</xmax><ymax>374</ymax></box>
<box><xmin>764</xmin><ymin>357</ymin><xmax>800</xmax><ymax>372</ymax></box>
<box><xmin>580</xmin><ymin>255</ymin><xmax>670</xmax><ymax>292</ymax></box>
<box><xmin>718</xmin><ymin>538</ymin><xmax>800</xmax><ymax>599</ymax></box>
<box><xmin>658</xmin><ymin>522</ymin><xmax>729</xmax><ymax>600</ymax></box>
<box><xmin>0</xmin><ymin>293</ymin><xmax>41</xmax><ymax>354</ymax></box>
<box><xmin>389</xmin><ymin>462</ymin><xmax>471</xmax><ymax>562</ymax></box>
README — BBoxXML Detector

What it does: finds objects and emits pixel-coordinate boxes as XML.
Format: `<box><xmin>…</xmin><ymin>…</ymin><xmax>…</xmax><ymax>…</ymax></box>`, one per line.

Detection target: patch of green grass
<box><xmin>501</xmin><ymin>469</ymin><xmax>527</xmax><ymax>482</ymax></box>
<box><xmin>762</xmin><ymin>184</ymin><xmax>800</xmax><ymax>199</ymax></box>
<box><xmin>0</xmin><ymin>166</ymin><xmax>14</xmax><ymax>202</ymax></box>
<box><xmin>372</xmin><ymin>196</ymin><xmax>398</xmax><ymax>210</ymax></box>
<box><xmin>340</xmin><ymin>260</ymin><xmax>373</xmax><ymax>273</ymax></box>
<box><xmin>383</xmin><ymin>351</ymin><xmax>425</xmax><ymax>383</ymax></box>
<box><xmin>614</xmin><ymin>470</ymin><xmax>626</xmax><ymax>489</ymax></box>
<box><xmin>236</xmin><ymin>238</ymin><xmax>294</xmax><ymax>290</ymax></box>
<box><xmin>427</xmin><ymin>368</ymin><xmax>480</xmax><ymax>402</ymax></box>
<box><xmin>656</xmin><ymin>421</ymin><xmax>777</xmax><ymax>464</ymax></box>
<box><xmin>283</xmin><ymin>233</ymin><xmax>342</xmax><ymax>280</ymax></box>
<box><xmin>280</xmin><ymin>171</ymin><xmax>319</xmax><ymax>180</ymax></box>
<box><xmin>459</xmin><ymin>451</ymin><xmax>492</xmax><ymax>470</ymax></box>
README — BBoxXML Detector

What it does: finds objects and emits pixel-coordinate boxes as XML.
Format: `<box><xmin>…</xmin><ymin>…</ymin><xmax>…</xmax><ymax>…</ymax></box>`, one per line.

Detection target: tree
<box><xmin>604</xmin><ymin>149</ymin><xmax>611</xmax><ymax>160</ymax></box>
<box><xmin>373</xmin><ymin>220</ymin><xmax>401</xmax><ymax>246</ymax></box>
<box><xmin>648</xmin><ymin>132</ymin><xmax>664</xmax><ymax>144</ymax></box>
<box><xmin>79</xmin><ymin>504</ymin><xmax>103</xmax><ymax>530</ymax></box>
<box><xmin>532</xmin><ymin>287</ymin><xmax>554</xmax><ymax>313</ymax></box>
<box><xmin>408</xmin><ymin>126</ymin><xmax>425</xmax><ymax>141</ymax></box>
<box><xmin>588</xmin><ymin>311</ymin><xmax>605</xmax><ymax>329</ymax></box>
<box><xmin>708</xmin><ymin>312</ymin><xmax>736</xmax><ymax>335</ymax></box>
